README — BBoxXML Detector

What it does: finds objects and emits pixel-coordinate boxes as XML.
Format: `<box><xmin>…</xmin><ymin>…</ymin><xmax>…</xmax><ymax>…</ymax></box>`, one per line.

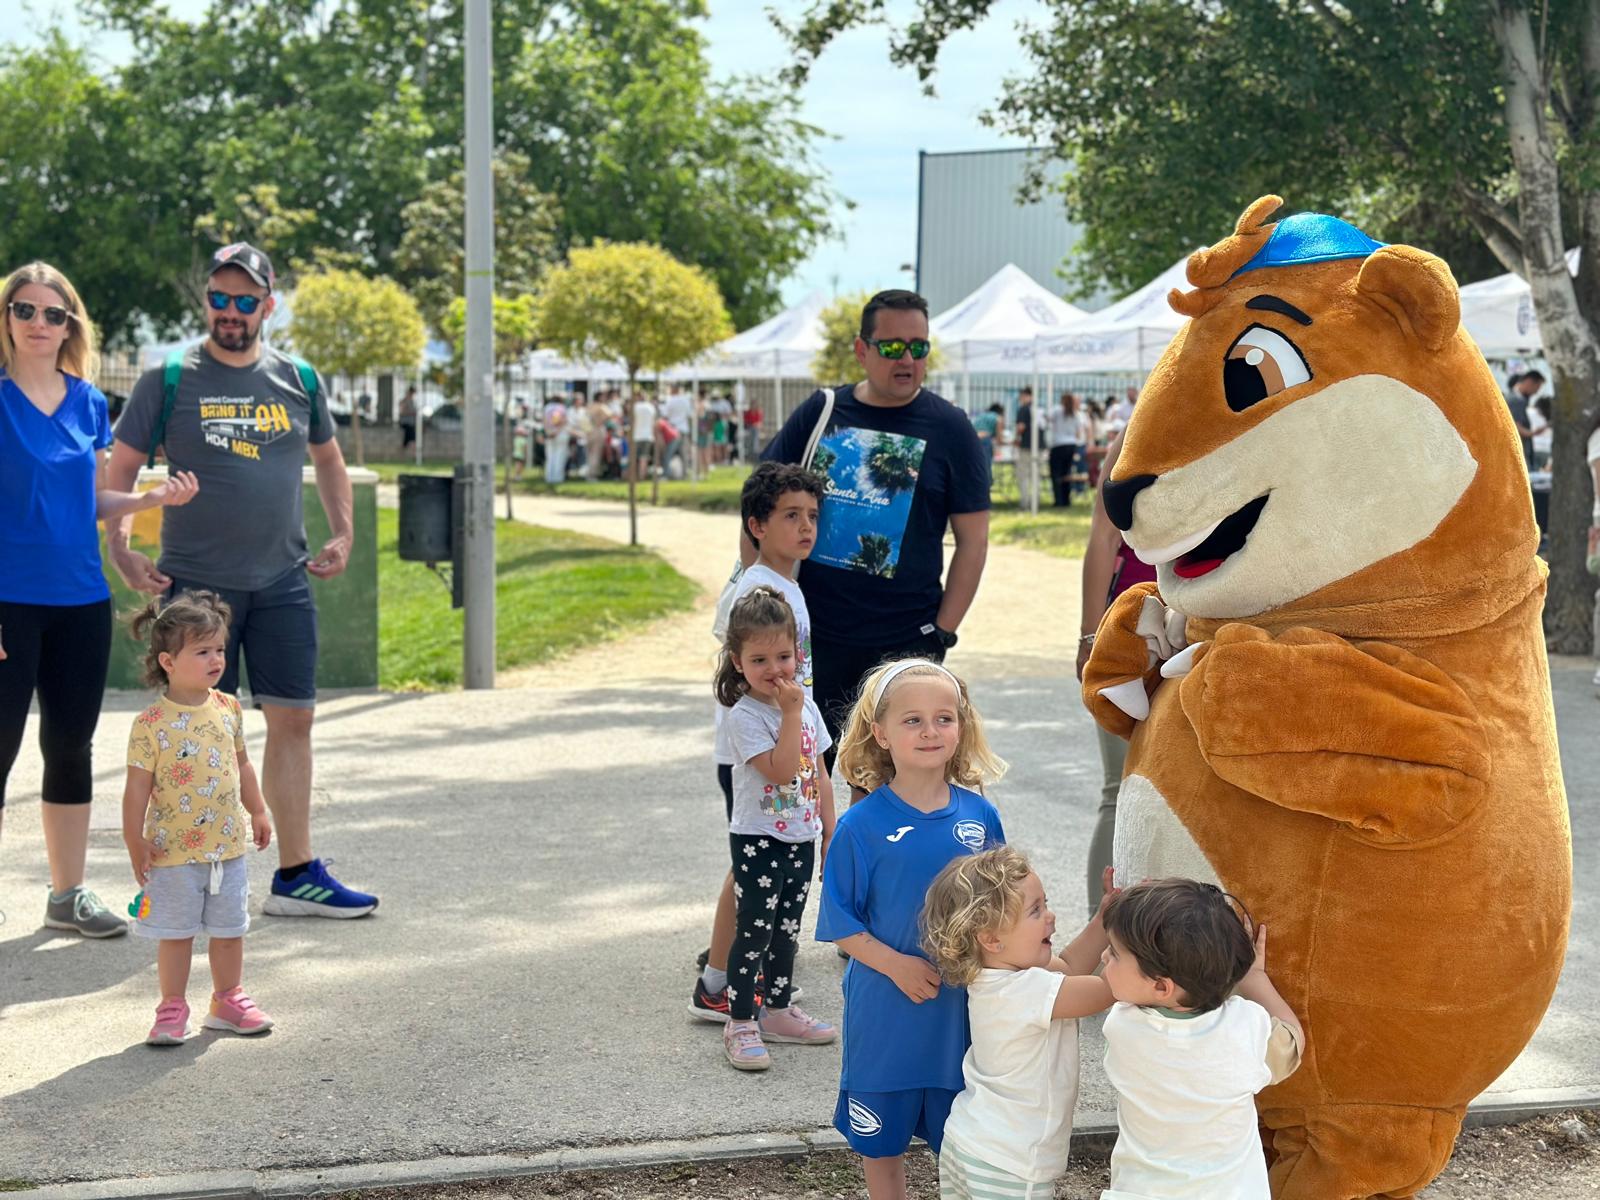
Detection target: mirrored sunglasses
<box><xmin>7</xmin><ymin>301</ymin><xmax>72</xmax><ymax>327</ymax></box>
<box><xmin>207</xmin><ymin>290</ymin><xmax>265</xmax><ymax>315</ymax></box>
<box><xmin>863</xmin><ymin>336</ymin><xmax>932</xmax><ymax>360</ymax></box>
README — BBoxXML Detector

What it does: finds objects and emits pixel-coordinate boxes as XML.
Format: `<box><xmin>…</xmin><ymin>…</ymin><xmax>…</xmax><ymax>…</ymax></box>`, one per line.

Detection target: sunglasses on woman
<box><xmin>207</xmin><ymin>290</ymin><xmax>265</xmax><ymax>315</ymax></box>
<box><xmin>7</xmin><ymin>301</ymin><xmax>73</xmax><ymax>327</ymax></box>
<box><xmin>862</xmin><ymin>336</ymin><xmax>932</xmax><ymax>360</ymax></box>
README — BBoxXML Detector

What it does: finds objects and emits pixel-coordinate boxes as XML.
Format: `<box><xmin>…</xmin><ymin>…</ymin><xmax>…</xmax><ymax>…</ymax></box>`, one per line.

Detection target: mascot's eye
<box><xmin>1223</xmin><ymin>324</ymin><xmax>1311</xmax><ymax>412</ymax></box>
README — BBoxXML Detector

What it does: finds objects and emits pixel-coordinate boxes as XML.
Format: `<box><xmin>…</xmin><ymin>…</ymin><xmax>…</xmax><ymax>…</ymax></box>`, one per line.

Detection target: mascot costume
<box><xmin>1082</xmin><ymin>196</ymin><xmax>1571</xmax><ymax>1199</ymax></box>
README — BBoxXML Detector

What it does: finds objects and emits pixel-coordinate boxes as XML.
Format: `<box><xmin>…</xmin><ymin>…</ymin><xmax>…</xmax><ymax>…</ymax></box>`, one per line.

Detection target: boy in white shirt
<box><xmin>921</xmin><ymin>846</ymin><xmax>1119</xmax><ymax>1199</ymax></box>
<box><xmin>1098</xmin><ymin>878</ymin><xmax>1305</xmax><ymax>1200</ymax></box>
<box><xmin>691</xmin><ymin>462</ymin><xmax>826</xmax><ymax>1020</ymax></box>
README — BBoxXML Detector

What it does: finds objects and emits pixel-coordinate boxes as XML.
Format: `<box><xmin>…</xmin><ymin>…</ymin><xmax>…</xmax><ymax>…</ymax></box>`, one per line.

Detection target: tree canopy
<box><xmin>779</xmin><ymin>0</ymin><xmax>1600</xmax><ymax>650</ymax></box>
<box><xmin>0</xmin><ymin>0</ymin><xmax>836</xmax><ymax>344</ymax></box>
<box><xmin>536</xmin><ymin>240</ymin><xmax>732</xmax><ymax>542</ymax></box>
<box><xmin>287</xmin><ymin>267</ymin><xmax>427</xmax><ymax>464</ymax></box>
<box><xmin>396</xmin><ymin>153</ymin><xmax>562</xmax><ymax>337</ymax></box>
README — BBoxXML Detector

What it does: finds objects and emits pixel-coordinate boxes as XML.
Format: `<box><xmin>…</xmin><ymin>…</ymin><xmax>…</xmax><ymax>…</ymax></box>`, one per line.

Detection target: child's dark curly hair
<box><xmin>129</xmin><ymin>591</ymin><xmax>232</xmax><ymax>689</ymax></box>
<box><xmin>741</xmin><ymin>461</ymin><xmax>826</xmax><ymax>549</ymax></box>
<box><xmin>1101</xmin><ymin>878</ymin><xmax>1255</xmax><ymax>1013</ymax></box>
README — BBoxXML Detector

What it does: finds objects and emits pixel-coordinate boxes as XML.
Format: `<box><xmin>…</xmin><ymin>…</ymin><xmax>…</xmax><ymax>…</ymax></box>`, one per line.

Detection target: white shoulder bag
<box><xmin>712</xmin><ymin>386</ymin><xmax>842</xmax><ymax>640</ymax></box>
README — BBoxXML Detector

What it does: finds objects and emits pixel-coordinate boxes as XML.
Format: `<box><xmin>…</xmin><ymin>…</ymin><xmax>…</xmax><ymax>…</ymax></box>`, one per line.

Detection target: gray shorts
<box><xmin>133</xmin><ymin>856</ymin><xmax>251</xmax><ymax>940</ymax></box>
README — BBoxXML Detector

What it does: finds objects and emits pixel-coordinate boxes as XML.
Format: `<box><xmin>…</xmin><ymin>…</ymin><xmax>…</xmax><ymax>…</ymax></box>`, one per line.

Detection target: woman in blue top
<box><xmin>818</xmin><ymin>657</ymin><xmax>1007</xmax><ymax>1200</ymax></box>
<box><xmin>0</xmin><ymin>262</ymin><xmax>197</xmax><ymax>936</ymax></box>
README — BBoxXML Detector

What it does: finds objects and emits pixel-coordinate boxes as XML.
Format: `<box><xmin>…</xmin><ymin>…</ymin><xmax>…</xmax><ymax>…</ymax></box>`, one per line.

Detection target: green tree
<box><xmin>781</xmin><ymin>0</ymin><xmax>1600</xmax><ymax>652</ymax></box>
<box><xmin>536</xmin><ymin>240</ymin><xmax>733</xmax><ymax>543</ymax></box>
<box><xmin>0</xmin><ymin>34</ymin><xmax>193</xmax><ymax>345</ymax></box>
<box><xmin>286</xmin><ymin>269</ymin><xmax>427</xmax><ymax>466</ymax></box>
<box><xmin>396</xmin><ymin>152</ymin><xmax>562</xmax><ymax>336</ymax></box>
<box><xmin>82</xmin><ymin>0</ymin><xmax>837</xmax><ymax>331</ymax></box>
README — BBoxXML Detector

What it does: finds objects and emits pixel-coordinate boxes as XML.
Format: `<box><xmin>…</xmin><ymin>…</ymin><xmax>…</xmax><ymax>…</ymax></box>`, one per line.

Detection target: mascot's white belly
<box><xmin>1113</xmin><ymin>774</ymin><xmax>1221</xmax><ymax>888</ymax></box>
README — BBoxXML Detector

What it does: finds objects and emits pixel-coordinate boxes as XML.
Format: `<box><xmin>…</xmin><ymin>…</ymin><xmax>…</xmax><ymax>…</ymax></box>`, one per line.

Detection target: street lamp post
<box><xmin>462</xmin><ymin>0</ymin><xmax>496</xmax><ymax>688</ymax></box>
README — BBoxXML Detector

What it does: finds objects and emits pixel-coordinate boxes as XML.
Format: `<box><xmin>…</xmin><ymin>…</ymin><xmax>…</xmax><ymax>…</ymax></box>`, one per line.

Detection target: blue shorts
<box><xmin>833</xmin><ymin>1087</ymin><xmax>959</xmax><ymax>1158</ymax></box>
<box><xmin>166</xmin><ymin>566</ymin><xmax>318</xmax><ymax>708</ymax></box>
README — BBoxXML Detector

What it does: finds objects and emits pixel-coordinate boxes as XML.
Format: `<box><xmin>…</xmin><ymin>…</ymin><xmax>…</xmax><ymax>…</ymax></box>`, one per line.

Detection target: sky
<box><xmin>19</xmin><ymin>0</ymin><xmax>1049</xmax><ymax>311</ymax></box>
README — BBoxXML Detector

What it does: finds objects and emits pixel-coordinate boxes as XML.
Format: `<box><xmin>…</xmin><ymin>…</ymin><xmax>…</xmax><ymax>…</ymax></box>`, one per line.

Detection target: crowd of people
<box><xmin>968</xmin><ymin>385</ymin><xmax>1139</xmax><ymax>508</ymax></box>
<box><xmin>503</xmin><ymin>384</ymin><xmax>761</xmax><ymax>485</ymax></box>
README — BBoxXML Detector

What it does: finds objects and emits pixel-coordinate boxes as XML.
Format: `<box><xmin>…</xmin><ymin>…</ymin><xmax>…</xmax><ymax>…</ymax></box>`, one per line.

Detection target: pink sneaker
<box><xmin>147</xmin><ymin>998</ymin><xmax>194</xmax><ymax>1046</ymax></box>
<box><xmin>203</xmin><ymin>986</ymin><xmax>274</xmax><ymax>1035</ymax></box>
<box><xmin>723</xmin><ymin>1019</ymin><xmax>771</xmax><ymax>1071</ymax></box>
<box><xmin>758</xmin><ymin>1004</ymin><xmax>837</xmax><ymax>1044</ymax></box>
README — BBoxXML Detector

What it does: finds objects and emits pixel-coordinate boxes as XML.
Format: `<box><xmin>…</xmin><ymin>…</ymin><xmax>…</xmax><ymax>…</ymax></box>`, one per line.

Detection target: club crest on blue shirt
<box><xmin>953</xmin><ymin>820</ymin><xmax>987</xmax><ymax>851</ymax></box>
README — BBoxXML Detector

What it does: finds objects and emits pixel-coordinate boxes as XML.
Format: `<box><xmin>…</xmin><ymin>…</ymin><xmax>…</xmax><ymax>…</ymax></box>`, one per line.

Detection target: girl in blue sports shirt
<box><xmin>817</xmin><ymin>658</ymin><xmax>1007</xmax><ymax>1200</ymax></box>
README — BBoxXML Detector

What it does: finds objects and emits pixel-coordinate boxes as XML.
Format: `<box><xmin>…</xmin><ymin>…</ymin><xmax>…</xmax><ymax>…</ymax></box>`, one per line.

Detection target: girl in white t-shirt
<box><xmin>921</xmin><ymin>846</ymin><xmax>1118</xmax><ymax>1198</ymax></box>
<box><xmin>693</xmin><ymin>464</ymin><xmax>824</xmax><ymax>1022</ymax></box>
<box><xmin>1097</xmin><ymin>879</ymin><xmax>1305</xmax><ymax>1200</ymax></box>
<box><xmin>711</xmin><ymin>586</ymin><xmax>838</xmax><ymax>1071</ymax></box>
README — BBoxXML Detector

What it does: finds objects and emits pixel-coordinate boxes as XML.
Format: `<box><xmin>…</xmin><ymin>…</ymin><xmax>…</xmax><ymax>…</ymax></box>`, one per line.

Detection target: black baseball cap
<box><xmin>208</xmin><ymin>242</ymin><xmax>275</xmax><ymax>291</ymax></box>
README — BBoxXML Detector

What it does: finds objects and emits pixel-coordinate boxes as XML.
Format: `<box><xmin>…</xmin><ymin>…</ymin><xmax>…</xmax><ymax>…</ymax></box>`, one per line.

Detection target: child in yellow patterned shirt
<box><xmin>122</xmin><ymin>591</ymin><xmax>274</xmax><ymax>1046</ymax></box>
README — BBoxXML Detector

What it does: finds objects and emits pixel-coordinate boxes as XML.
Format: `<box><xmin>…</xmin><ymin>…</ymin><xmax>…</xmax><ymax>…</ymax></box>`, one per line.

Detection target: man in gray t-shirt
<box><xmin>106</xmin><ymin>242</ymin><xmax>376</xmax><ymax>919</ymax></box>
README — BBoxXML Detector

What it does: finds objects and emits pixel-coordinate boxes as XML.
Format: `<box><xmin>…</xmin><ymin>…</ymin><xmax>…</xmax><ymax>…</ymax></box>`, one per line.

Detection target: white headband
<box><xmin>870</xmin><ymin>659</ymin><xmax>963</xmax><ymax>709</ymax></box>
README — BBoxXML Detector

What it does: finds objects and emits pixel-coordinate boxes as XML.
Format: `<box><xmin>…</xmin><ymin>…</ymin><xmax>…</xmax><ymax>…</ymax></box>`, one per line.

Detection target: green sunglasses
<box><xmin>862</xmin><ymin>336</ymin><xmax>932</xmax><ymax>360</ymax></box>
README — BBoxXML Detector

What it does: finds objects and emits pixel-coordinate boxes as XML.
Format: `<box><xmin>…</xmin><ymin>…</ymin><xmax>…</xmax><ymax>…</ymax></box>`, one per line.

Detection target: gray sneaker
<box><xmin>43</xmin><ymin>887</ymin><xmax>128</xmax><ymax>938</ymax></box>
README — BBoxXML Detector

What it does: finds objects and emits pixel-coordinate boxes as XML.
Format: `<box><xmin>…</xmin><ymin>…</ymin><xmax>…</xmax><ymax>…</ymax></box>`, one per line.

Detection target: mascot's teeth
<box><xmin>1131</xmin><ymin>518</ymin><xmax>1222</xmax><ymax>567</ymax></box>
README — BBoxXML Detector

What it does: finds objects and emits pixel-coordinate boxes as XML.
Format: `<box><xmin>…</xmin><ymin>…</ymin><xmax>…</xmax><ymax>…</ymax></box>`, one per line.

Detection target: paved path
<box><xmin>0</xmin><ymin>493</ymin><xmax>1594</xmax><ymax>1187</ymax></box>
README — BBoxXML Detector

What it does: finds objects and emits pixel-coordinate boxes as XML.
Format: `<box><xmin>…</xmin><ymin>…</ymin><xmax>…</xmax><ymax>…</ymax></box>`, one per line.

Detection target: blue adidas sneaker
<box><xmin>263</xmin><ymin>858</ymin><xmax>378</xmax><ymax>919</ymax></box>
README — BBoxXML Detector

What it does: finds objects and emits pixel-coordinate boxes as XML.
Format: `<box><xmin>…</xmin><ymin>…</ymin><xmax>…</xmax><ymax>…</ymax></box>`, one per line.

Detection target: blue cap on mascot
<box><xmin>1230</xmin><ymin>212</ymin><xmax>1387</xmax><ymax>278</ymax></box>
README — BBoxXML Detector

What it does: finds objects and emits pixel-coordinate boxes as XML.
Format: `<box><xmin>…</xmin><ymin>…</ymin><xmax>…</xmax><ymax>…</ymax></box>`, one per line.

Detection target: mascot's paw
<box><xmin>1083</xmin><ymin>584</ymin><xmax>1186</xmax><ymax>733</ymax></box>
<box><xmin>1178</xmin><ymin>625</ymin><xmax>1491</xmax><ymax>840</ymax></box>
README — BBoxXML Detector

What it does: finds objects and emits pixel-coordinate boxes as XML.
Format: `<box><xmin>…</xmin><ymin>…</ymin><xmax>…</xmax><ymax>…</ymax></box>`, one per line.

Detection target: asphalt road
<box><xmin>1</xmin><ymin>652</ymin><xmax>1593</xmax><ymax>1187</ymax></box>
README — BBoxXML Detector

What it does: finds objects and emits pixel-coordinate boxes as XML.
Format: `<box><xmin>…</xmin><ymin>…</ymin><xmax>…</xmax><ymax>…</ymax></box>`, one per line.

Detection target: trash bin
<box><xmin>398</xmin><ymin>473</ymin><xmax>454</xmax><ymax>564</ymax></box>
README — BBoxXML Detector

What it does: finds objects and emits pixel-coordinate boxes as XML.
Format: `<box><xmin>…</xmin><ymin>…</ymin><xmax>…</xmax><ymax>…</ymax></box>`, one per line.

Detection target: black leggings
<box><xmin>1050</xmin><ymin>443</ymin><xmax>1079</xmax><ymax>506</ymax></box>
<box><xmin>0</xmin><ymin>598</ymin><xmax>113</xmax><ymax>809</ymax></box>
<box><xmin>727</xmin><ymin>833</ymin><xmax>815</xmax><ymax>1020</ymax></box>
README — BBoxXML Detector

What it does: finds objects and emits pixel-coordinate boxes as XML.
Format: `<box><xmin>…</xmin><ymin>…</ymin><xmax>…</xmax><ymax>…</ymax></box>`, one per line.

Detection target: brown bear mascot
<box><xmin>1083</xmin><ymin>195</ymin><xmax>1571</xmax><ymax>1199</ymax></box>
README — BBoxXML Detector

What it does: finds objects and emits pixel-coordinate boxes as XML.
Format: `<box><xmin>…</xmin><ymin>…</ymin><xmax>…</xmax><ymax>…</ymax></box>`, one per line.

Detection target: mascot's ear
<box><xmin>1356</xmin><ymin>245</ymin><xmax>1460</xmax><ymax>353</ymax></box>
<box><xmin>1171</xmin><ymin>195</ymin><xmax>1283</xmax><ymax>317</ymax></box>
<box><xmin>1186</xmin><ymin>195</ymin><xmax>1282</xmax><ymax>288</ymax></box>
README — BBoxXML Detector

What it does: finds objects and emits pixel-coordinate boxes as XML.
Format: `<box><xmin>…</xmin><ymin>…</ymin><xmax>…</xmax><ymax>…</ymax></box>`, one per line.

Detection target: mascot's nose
<box><xmin>1102</xmin><ymin>474</ymin><xmax>1157</xmax><ymax>532</ymax></box>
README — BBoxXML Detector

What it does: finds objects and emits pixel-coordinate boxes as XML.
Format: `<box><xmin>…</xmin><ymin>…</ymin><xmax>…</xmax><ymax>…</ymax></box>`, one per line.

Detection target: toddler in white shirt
<box><xmin>921</xmin><ymin>846</ymin><xmax>1118</xmax><ymax>1198</ymax></box>
<box><xmin>1098</xmin><ymin>878</ymin><xmax>1305</xmax><ymax>1200</ymax></box>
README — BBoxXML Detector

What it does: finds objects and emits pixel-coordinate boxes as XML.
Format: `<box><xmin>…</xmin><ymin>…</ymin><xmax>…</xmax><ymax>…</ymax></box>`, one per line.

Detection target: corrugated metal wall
<box><xmin>916</xmin><ymin>148</ymin><xmax>1110</xmax><ymax>316</ymax></box>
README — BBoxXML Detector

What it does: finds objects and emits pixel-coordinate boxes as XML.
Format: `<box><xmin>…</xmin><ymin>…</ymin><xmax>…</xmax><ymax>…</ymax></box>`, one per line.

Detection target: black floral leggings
<box><xmin>726</xmin><ymin>833</ymin><xmax>815</xmax><ymax>1021</ymax></box>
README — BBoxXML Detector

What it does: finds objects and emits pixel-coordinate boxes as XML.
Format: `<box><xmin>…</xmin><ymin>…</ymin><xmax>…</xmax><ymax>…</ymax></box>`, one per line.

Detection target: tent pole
<box><xmin>1031</xmin><ymin>342</ymin><xmax>1041</xmax><ymax>516</ymax></box>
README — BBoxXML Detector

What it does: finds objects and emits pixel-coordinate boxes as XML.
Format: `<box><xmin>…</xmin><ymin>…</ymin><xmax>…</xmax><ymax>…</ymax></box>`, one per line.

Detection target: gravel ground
<box><xmin>341</xmin><ymin>1110</ymin><xmax>1600</xmax><ymax>1199</ymax></box>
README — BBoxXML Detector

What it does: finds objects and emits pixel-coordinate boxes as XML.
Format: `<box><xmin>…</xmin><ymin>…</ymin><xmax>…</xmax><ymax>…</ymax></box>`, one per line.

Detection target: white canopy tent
<box><xmin>930</xmin><ymin>263</ymin><xmax>1089</xmax><ymax>386</ymax></box>
<box><xmin>1033</xmin><ymin>254</ymin><xmax>1196</xmax><ymax>374</ymax></box>
<box><xmin>1458</xmin><ymin>249</ymin><xmax>1579</xmax><ymax>357</ymax></box>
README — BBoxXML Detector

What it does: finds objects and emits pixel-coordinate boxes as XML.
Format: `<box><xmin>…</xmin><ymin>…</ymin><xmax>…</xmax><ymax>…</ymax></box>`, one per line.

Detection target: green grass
<box><xmin>0</xmin><ymin>1182</ymin><xmax>35</xmax><ymax>1193</ymax></box>
<box><xmin>987</xmin><ymin>500</ymin><xmax>1095</xmax><ymax>559</ymax></box>
<box><xmin>363</xmin><ymin>460</ymin><xmax>751</xmax><ymax>514</ymax></box>
<box><xmin>377</xmin><ymin>507</ymin><xmax>697</xmax><ymax>690</ymax></box>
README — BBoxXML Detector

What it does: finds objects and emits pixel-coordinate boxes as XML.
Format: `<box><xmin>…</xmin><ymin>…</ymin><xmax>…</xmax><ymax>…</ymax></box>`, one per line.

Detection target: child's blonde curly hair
<box><xmin>833</xmin><ymin>658</ymin><xmax>1007</xmax><ymax>793</ymax></box>
<box><xmin>921</xmin><ymin>845</ymin><xmax>1033</xmax><ymax>987</ymax></box>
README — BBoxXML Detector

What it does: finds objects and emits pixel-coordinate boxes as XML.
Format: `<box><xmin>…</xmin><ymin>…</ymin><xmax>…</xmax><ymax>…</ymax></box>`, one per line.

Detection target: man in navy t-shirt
<box><xmin>752</xmin><ymin>290</ymin><xmax>991</xmax><ymax>765</ymax></box>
